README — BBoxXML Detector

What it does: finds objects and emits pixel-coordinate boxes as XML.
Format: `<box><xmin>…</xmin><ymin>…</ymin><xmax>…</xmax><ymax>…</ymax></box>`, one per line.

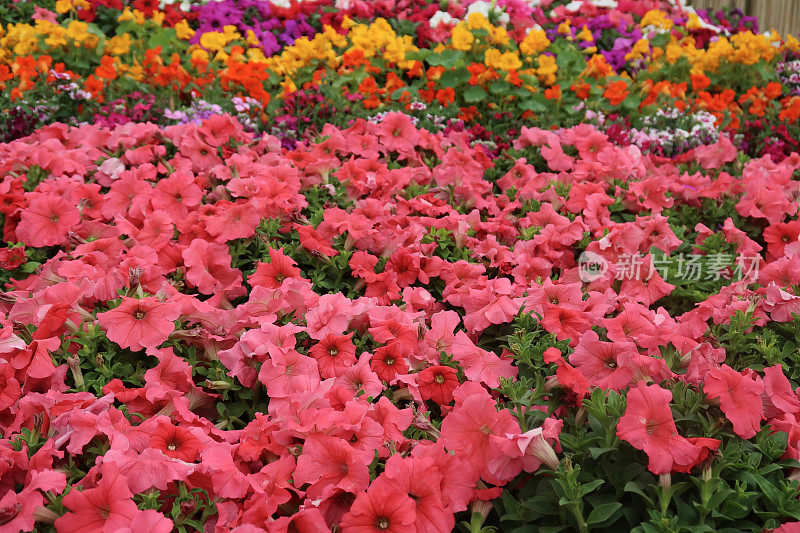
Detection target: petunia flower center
<box><xmin>434</xmin><ymin>374</ymin><xmax>445</xmax><ymax>384</ymax></box>
<box><xmin>376</xmin><ymin>517</ymin><xmax>390</xmax><ymax>530</ymax></box>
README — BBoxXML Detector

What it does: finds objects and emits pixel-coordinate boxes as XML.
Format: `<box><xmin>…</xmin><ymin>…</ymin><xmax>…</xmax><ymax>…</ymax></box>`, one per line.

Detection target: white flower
<box><xmin>429</xmin><ymin>10</ymin><xmax>457</xmax><ymax>28</ymax></box>
<box><xmin>591</xmin><ymin>0</ymin><xmax>618</xmax><ymax>7</ymax></box>
<box><xmin>99</xmin><ymin>158</ymin><xmax>125</xmax><ymax>180</ymax></box>
<box><xmin>466</xmin><ymin>1</ymin><xmax>509</xmax><ymax>27</ymax></box>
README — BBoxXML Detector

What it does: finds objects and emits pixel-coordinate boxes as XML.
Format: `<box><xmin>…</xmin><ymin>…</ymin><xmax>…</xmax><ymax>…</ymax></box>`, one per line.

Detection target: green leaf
<box><xmin>587</xmin><ymin>502</ymin><xmax>622</xmax><ymax>525</ymax></box>
<box><xmin>489</xmin><ymin>80</ymin><xmax>512</xmax><ymax>95</ymax></box>
<box><xmin>624</xmin><ymin>482</ymin><xmax>655</xmax><ymax>506</ymax></box>
<box><xmin>463</xmin><ymin>85</ymin><xmax>487</xmax><ymax>103</ymax></box>
<box><xmin>439</xmin><ymin>68</ymin><xmax>470</xmax><ymax>88</ymax></box>
<box><xmin>426</xmin><ymin>49</ymin><xmax>463</xmax><ymax>69</ymax></box>
<box><xmin>519</xmin><ymin>94</ymin><xmax>549</xmax><ymax>113</ymax></box>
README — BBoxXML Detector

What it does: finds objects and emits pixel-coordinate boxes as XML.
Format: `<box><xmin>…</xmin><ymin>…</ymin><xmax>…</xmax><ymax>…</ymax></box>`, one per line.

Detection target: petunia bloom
<box><xmin>97</xmin><ymin>297</ymin><xmax>180</xmax><ymax>352</ymax></box>
<box><xmin>616</xmin><ymin>382</ymin><xmax>702</xmax><ymax>475</ymax></box>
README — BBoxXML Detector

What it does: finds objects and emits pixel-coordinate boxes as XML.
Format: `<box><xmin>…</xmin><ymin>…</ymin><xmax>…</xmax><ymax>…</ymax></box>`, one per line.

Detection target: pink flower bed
<box><xmin>2</xmin><ymin>113</ymin><xmax>800</xmax><ymax>531</ymax></box>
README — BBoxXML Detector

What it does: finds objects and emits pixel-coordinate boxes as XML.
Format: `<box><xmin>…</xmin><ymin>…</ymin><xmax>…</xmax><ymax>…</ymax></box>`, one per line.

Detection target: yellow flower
<box><xmin>222</xmin><ymin>25</ymin><xmax>241</xmax><ymax>42</ymax></box>
<box><xmin>557</xmin><ymin>20</ymin><xmax>571</xmax><ymax>37</ymax></box>
<box><xmin>451</xmin><ymin>24</ymin><xmax>474</xmax><ymax>51</ymax></box>
<box><xmin>175</xmin><ymin>20</ymin><xmax>194</xmax><ymax>40</ymax></box>
<box><xmin>117</xmin><ymin>7</ymin><xmax>135</xmax><ymax>21</ymax></box>
<box><xmin>484</xmin><ymin>48</ymin><xmax>522</xmax><ymax>71</ymax></box>
<box><xmin>190</xmin><ymin>47</ymin><xmax>210</xmax><ymax>63</ymax></box>
<box><xmin>686</xmin><ymin>13</ymin><xmax>704</xmax><ymax>31</ymax></box>
<box><xmin>245</xmin><ymin>30</ymin><xmax>260</xmax><ymax>47</ymax></box>
<box><xmin>641</xmin><ymin>10</ymin><xmax>673</xmax><ymax>30</ymax></box>
<box><xmin>785</xmin><ymin>34</ymin><xmax>800</xmax><ymax>54</ymax></box>
<box><xmin>466</xmin><ymin>12</ymin><xmax>491</xmax><ymax>32</ymax></box>
<box><xmin>341</xmin><ymin>15</ymin><xmax>356</xmax><ymax>30</ymax></box>
<box><xmin>577</xmin><ymin>25</ymin><xmax>593</xmax><ymax>42</ymax></box>
<box><xmin>247</xmin><ymin>48</ymin><xmax>267</xmax><ymax>62</ymax></box>
<box><xmin>83</xmin><ymin>34</ymin><xmax>99</xmax><ymax>49</ymax></box>
<box><xmin>200</xmin><ymin>31</ymin><xmax>228</xmax><ymax>52</ymax></box>
<box><xmin>520</xmin><ymin>29</ymin><xmax>549</xmax><ymax>57</ymax></box>
<box><xmin>118</xmin><ymin>8</ymin><xmax>145</xmax><ymax>25</ymax></box>
<box><xmin>55</xmin><ymin>0</ymin><xmax>90</xmax><ymax>13</ymax></box>
<box><xmin>323</xmin><ymin>25</ymin><xmax>347</xmax><ymax>48</ymax></box>
<box><xmin>55</xmin><ymin>0</ymin><xmax>72</xmax><ymax>13</ymax></box>
<box><xmin>65</xmin><ymin>20</ymin><xmax>91</xmax><ymax>45</ymax></box>
<box><xmin>126</xmin><ymin>61</ymin><xmax>144</xmax><ymax>81</ymax></box>
<box><xmin>150</xmin><ymin>11</ymin><xmax>165</xmax><ymax>26</ymax></box>
<box><xmin>384</xmin><ymin>35</ymin><xmax>417</xmax><ymax>68</ymax></box>
<box><xmin>624</xmin><ymin>38</ymin><xmax>650</xmax><ymax>62</ymax></box>
<box><xmin>491</xmin><ymin>26</ymin><xmax>510</xmax><ymax>46</ymax></box>
<box><xmin>536</xmin><ymin>54</ymin><xmax>557</xmax><ymax>85</ymax></box>
<box><xmin>281</xmin><ymin>76</ymin><xmax>297</xmax><ymax>95</ymax></box>
<box><xmin>664</xmin><ymin>42</ymin><xmax>683</xmax><ymax>64</ymax></box>
<box><xmin>105</xmin><ymin>34</ymin><xmax>131</xmax><ymax>55</ymax></box>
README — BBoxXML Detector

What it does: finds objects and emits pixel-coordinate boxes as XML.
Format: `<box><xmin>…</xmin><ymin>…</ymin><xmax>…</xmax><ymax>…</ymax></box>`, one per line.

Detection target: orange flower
<box><xmin>766</xmin><ymin>81</ymin><xmax>783</xmax><ymax>100</ymax></box>
<box><xmin>385</xmin><ymin>72</ymin><xmax>404</xmax><ymax>95</ymax></box>
<box><xmin>84</xmin><ymin>74</ymin><xmax>104</xmax><ymax>102</ymax></box>
<box><xmin>426</xmin><ymin>66</ymin><xmax>445</xmax><ymax>81</ymax></box>
<box><xmin>780</xmin><ymin>96</ymin><xmax>800</xmax><ymax>122</ymax></box>
<box><xmin>358</xmin><ymin>76</ymin><xmax>379</xmax><ymax>95</ymax></box>
<box><xmin>506</xmin><ymin>69</ymin><xmax>522</xmax><ymax>87</ymax></box>
<box><xmin>436</xmin><ymin>87</ymin><xmax>455</xmax><ymax>107</ymax></box>
<box><xmin>95</xmin><ymin>55</ymin><xmax>117</xmax><ymax>80</ymax></box>
<box><xmin>690</xmin><ymin>72</ymin><xmax>710</xmax><ymax>92</ymax></box>
<box><xmin>545</xmin><ymin>85</ymin><xmax>561</xmax><ymax>100</ymax></box>
<box><xmin>569</xmin><ymin>81</ymin><xmax>590</xmax><ymax>99</ymax></box>
<box><xmin>583</xmin><ymin>54</ymin><xmax>613</xmax><ymax>79</ymax></box>
<box><xmin>362</xmin><ymin>95</ymin><xmax>381</xmax><ymax>109</ymax></box>
<box><xmin>342</xmin><ymin>48</ymin><xmax>369</xmax><ymax>70</ymax></box>
<box><xmin>407</xmin><ymin>60</ymin><xmax>423</xmax><ymax>78</ymax></box>
<box><xmin>467</xmin><ymin>63</ymin><xmax>486</xmax><ymax>85</ymax></box>
<box><xmin>418</xmin><ymin>80</ymin><xmax>436</xmax><ymax>103</ymax></box>
<box><xmin>458</xmin><ymin>105</ymin><xmax>479</xmax><ymax>121</ymax></box>
<box><xmin>603</xmin><ymin>80</ymin><xmax>629</xmax><ymax>106</ymax></box>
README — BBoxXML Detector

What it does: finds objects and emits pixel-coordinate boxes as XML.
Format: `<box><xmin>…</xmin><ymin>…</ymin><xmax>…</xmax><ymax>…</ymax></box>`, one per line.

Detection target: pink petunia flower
<box><xmin>704</xmin><ymin>364</ymin><xmax>765</xmax><ymax>439</ymax></box>
<box><xmin>616</xmin><ymin>382</ymin><xmax>702</xmax><ymax>475</ymax></box>
<box><xmin>97</xmin><ymin>297</ymin><xmax>180</xmax><ymax>352</ymax></box>
<box><xmin>16</xmin><ymin>194</ymin><xmax>81</xmax><ymax>247</ymax></box>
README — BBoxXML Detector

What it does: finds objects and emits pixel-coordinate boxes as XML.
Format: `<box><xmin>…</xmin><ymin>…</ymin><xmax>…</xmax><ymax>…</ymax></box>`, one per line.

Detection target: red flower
<box><xmin>704</xmin><ymin>365</ymin><xmax>765</xmax><ymax>439</ymax></box>
<box><xmin>149</xmin><ymin>423</ymin><xmax>204</xmax><ymax>462</ymax></box>
<box><xmin>97</xmin><ymin>297</ymin><xmax>180</xmax><ymax>352</ymax></box>
<box><xmin>16</xmin><ymin>193</ymin><xmax>81</xmax><ymax>247</ymax></box>
<box><xmin>248</xmin><ymin>247</ymin><xmax>302</xmax><ymax>288</ymax></box>
<box><xmin>54</xmin><ymin>462</ymin><xmax>139</xmax><ymax>532</ymax></box>
<box><xmin>418</xmin><ymin>365</ymin><xmax>459</xmax><ymax>405</ymax></box>
<box><xmin>616</xmin><ymin>382</ymin><xmax>702</xmax><ymax>475</ymax></box>
<box><xmin>309</xmin><ymin>333</ymin><xmax>357</xmax><ymax>378</ymax></box>
<box><xmin>340</xmin><ymin>479</ymin><xmax>416</xmax><ymax>533</ymax></box>
<box><xmin>295</xmin><ymin>224</ymin><xmax>339</xmax><ymax>257</ymax></box>
<box><xmin>0</xmin><ymin>247</ymin><xmax>26</xmax><ymax>270</ymax></box>
<box><xmin>370</xmin><ymin>342</ymin><xmax>409</xmax><ymax>383</ymax></box>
